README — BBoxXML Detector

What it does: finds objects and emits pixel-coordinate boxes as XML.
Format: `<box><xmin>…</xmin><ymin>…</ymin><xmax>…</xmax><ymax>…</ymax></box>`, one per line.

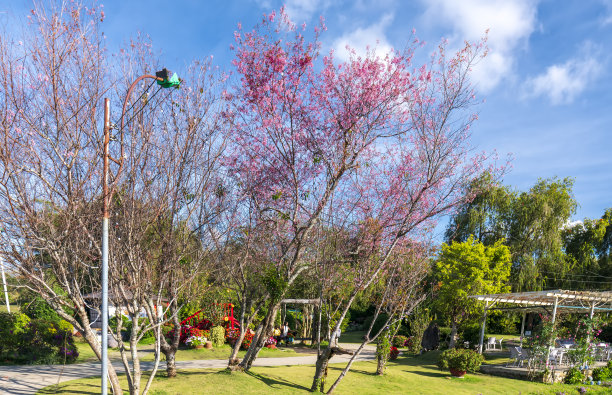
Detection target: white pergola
<box><xmin>469</xmin><ymin>290</ymin><xmax>612</xmax><ymax>354</ymax></box>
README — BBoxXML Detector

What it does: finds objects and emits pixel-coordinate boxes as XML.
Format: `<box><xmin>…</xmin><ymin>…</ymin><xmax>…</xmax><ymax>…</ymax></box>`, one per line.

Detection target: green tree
<box><xmin>433</xmin><ymin>236</ymin><xmax>511</xmax><ymax>348</ymax></box>
<box><xmin>446</xmin><ymin>177</ymin><xmax>577</xmax><ymax>291</ymax></box>
<box><xmin>445</xmin><ymin>172</ymin><xmax>514</xmax><ymax>246</ymax></box>
<box><xmin>562</xmin><ymin>208</ymin><xmax>612</xmax><ymax>289</ymax></box>
<box><xmin>509</xmin><ymin>178</ymin><xmax>576</xmax><ymax>291</ymax></box>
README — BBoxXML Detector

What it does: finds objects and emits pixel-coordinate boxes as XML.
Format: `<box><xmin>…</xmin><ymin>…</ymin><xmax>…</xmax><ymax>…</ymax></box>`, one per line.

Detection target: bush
<box><xmin>459</xmin><ymin>324</ymin><xmax>481</xmax><ymax>346</ymax></box>
<box><xmin>438</xmin><ymin>327</ymin><xmax>451</xmax><ymax>343</ymax></box>
<box><xmin>437</xmin><ymin>348</ymin><xmax>484</xmax><ymax>373</ymax></box>
<box><xmin>21</xmin><ymin>297</ymin><xmax>62</xmax><ymax>323</ymax></box>
<box><xmin>389</xmin><ymin>346</ymin><xmax>400</xmax><ymax>360</ymax></box>
<box><xmin>392</xmin><ymin>335</ymin><xmax>408</xmax><ymax>348</ymax></box>
<box><xmin>363</xmin><ymin>313</ymin><xmax>389</xmax><ymax>335</ymax></box>
<box><xmin>598</xmin><ymin>324</ymin><xmax>612</xmax><ymax>343</ymax></box>
<box><xmin>0</xmin><ymin>313</ymin><xmax>78</xmax><ymax>364</ymax></box>
<box><xmin>592</xmin><ymin>366</ymin><xmax>612</xmax><ymax>382</ymax></box>
<box><xmin>210</xmin><ymin>326</ymin><xmax>226</xmax><ymax>347</ymax></box>
<box><xmin>563</xmin><ymin>367</ymin><xmax>585</xmax><ymax>384</ymax></box>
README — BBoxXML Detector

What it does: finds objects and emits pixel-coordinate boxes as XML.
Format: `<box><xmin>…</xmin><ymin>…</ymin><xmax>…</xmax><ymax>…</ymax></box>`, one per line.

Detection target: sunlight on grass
<box><xmin>39</xmin><ymin>351</ymin><xmax>612</xmax><ymax>394</ymax></box>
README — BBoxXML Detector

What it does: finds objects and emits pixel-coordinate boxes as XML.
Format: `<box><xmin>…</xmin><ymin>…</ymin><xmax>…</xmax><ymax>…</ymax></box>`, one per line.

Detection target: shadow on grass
<box><xmin>38</xmin><ymin>382</ymin><xmax>99</xmax><ymax>394</ymax></box>
<box><xmin>408</xmin><ymin>370</ymin><xmax>448</xmax><ymax>379</ymax></box>
<box><xmin>327</xmin><ymin>365</ymin><xmax>377</xmax><ymax>376</ymax></box>
<box><xmin>245</xmin><ymin>370</ymin><xmax>310</xmax><ymax>392</ymax></box>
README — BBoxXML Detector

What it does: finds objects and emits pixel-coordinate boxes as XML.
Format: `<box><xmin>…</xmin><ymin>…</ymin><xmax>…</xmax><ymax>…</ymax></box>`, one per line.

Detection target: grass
<box><xmin>39</xmin><ymin>350</ymin><xmax>611</xmax><ymax>394</ymax></box>
<box><xmin>0</xmin><ymin>304</ymin><xmax>20</xmax><ymax>313</ymax></box>
<box><xmin>74</xmin><ymin>338</ymin><xmax>301</xmax><ymax>364</ymax></box>
<box><xmin>339</xmin><ymin>330</ymin><xmax>367</xmax><ymax>344</ymax></box>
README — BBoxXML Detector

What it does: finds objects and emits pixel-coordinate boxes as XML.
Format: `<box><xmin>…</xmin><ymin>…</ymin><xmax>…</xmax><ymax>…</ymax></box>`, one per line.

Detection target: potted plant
<box><xmin>185</xmin><ymin>335</ymin><xmax>207</xmax><ymax>349</ymax></box>
<box><xmin>437</xmin><ymin>348</ymin><xmax>484</xmax><ymax>378</ymax></box>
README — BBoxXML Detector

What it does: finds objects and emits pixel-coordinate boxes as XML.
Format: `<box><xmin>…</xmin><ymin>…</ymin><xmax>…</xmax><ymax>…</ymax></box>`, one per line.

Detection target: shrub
<box><xmin>210</xmin><ymin>326</ymin><xmax>226</xmax><ymax>347</ymax></box>
<box><xmin>0</xmin><ymin>313</ymin><xmax>78</xmax><ymax>364</ymax></box>
<box><xmin>392</xmin><ymin>335</ymin><xmax>408</xmax><ymax>348</ymax></box>
<box><xmin>592</xmin><ymin>366</ymin><xmax>612</xmax><ymax>382</ymax></box>
<box><xmin>459</xmin><ymin>324</ymin><xmax>481</xmax><ymax>346</ymax></box>
<box><xmin>363</xmin><ymin>313</ymin><xmax>389</xmax><ymax>334</ymax></box>
<box><xmin>20</xmin><ymin>297</ymin><xmax>62</xmax><ymax>323</ymax></box>
<box><xmin>438</xmin><ymin>327</ymin><xmax>451</xmax><ymax>343</ymax></box>
<box><xmin>563</xmin><ymin>367</ymin><xmax>585</xmax><ymax>384</ymax></box>
<box><xmin>437</xmin><ymin>348</ymin><xmax>484</xmax><ymax>373</ymax></box>
<box><xmin>225</xmin><ymin>327</ymin><xmax>254</xmax><ymax>350</ymax></box>
<box><xmin>599</xmin><ymin>325</ymin><xmax>612</xmax><ymax>343</ymax></box>
<box><xmin>389</xmin><ymin>346</ymin><xmax>400</xmax><ymax>360</ymax></box>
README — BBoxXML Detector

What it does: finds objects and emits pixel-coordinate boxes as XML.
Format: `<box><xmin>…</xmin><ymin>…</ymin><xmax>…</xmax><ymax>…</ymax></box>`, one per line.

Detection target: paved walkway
<box><xmin>0</xmin><ymin>344</ymin><xmax>375</xmax><ymax>394</ymax></box>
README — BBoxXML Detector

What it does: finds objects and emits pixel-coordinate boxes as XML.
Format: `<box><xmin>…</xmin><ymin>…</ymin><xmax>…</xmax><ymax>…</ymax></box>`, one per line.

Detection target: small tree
<box><xmin>433</xmin><ymin>236</ymin><xmax>511</xmax><ymax>348</ymax></box>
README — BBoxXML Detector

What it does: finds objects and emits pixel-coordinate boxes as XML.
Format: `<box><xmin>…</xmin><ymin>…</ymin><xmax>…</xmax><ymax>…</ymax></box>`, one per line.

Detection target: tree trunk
<box><xmin>160</xmin><ymin>313</ymin><xmax>181</xmax><ymax>378</ymax></box>
<box><xmin>449</xmin><ymin>320</ymin><xmax>458</xmax><ymax>349</ymax></box>
<box><xmin>81</xmin><ymin>325</ymin><xmax>122</xmax><ymax>394</ymax></box>
<box><xmin>311</xmin><ymin>347</ymin><xmax>333</xmax><ymax>392</ymax></box>
<box><xmin>376</xmin><ymin>342</ymin><xmax>387</xmax><ymax>375</ymax></box>
<box><xmin>239</xmin><ymin>303</ymin><xmax>280</xmax><ymax>370</ymax></box>
<box><xmin>165</xmin><ymin>351</ymin><xmax>177</xmax><ymax>378</ymax></box>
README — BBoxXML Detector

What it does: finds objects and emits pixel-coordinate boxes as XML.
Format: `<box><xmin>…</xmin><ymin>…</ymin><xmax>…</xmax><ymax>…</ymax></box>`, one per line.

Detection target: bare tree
<box><xmin>0</xmin><ymin>2</ymin><xmax>227</xmax><ymax>394</ymax></box>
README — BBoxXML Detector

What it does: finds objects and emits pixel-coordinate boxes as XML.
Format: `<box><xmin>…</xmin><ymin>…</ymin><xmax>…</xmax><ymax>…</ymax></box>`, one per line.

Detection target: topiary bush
<box><xmin>563</xmin><ymin>367</ymin><xmax>585</xmax><ymax>384</ymax></box>
<box><xmin>437</xmin><ymin>348</ymin><xmax>484</xmax><ymax>373</ymax></box>
<box><xmin>210</xmin><ymin>325</ymin><xmax>226</xmax><ymax>347</ymax></box>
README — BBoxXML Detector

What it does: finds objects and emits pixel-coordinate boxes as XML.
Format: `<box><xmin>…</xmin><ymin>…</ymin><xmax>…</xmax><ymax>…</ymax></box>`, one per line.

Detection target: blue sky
<box><xmin>4</xmin><ymin>0</ymin><xmax>612</xmax><ymax>229</ymax></box>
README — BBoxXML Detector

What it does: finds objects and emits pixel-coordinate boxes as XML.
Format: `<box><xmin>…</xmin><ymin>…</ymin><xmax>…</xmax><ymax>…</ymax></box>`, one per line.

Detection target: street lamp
<box><xmin>101</xmin><ymin>69</ymin><xmax>180</xmax><ymax>395</ymax></box>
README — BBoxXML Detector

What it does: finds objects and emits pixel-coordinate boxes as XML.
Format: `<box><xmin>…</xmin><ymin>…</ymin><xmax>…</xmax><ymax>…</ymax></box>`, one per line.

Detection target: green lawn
<box><xmin>339</xmin><ymin>330</ymin><xmax>367</xmax><ymax>344</ymax></box>
<box><xmin>75</xmin><ymin>339</ymin><xmax>300</xmax><ymax>364</ymax></box>
<box><xmin>40</xmin><ymin>351</ymin><xmax>611</xmax><ymax>394</ymax></box>
<box><xmin>0</xmin><ymin>304</ymin><xmax>20</xmax><ymax>313</ymax></box>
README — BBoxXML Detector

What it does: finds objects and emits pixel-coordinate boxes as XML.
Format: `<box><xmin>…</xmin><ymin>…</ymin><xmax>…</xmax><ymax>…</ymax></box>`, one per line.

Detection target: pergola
<box><xmin>469</xmin><ymin>290</ymin><xmax>612</xmax><ymax>354</ymax></box>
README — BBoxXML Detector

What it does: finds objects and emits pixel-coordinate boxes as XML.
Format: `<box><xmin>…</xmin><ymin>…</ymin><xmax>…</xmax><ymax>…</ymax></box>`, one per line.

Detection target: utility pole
<box><xmin>101</xmin><ymin>97</ymin><xmax>110</xmax><ymax>394</ymax></box>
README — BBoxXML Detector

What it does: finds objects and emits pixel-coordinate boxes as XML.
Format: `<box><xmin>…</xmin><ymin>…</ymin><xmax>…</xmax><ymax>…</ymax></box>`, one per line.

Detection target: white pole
<box><xmin>546</xmin><ymin>297</ymin><xmax>558</xmax><ymax>367</ymax></box>
<box><xmin>520</xmin><ymin>311</ymin><xmax>526</xmax><ymax>347</ymax></box>
<box><xmin>478</xmin><ymin>301</ymin><xmax>489</xmax><ymax>354</ymax></box>
<box><xmin>1</xmin><ymin>254</ymin><xmax>10</xmax><ymax>313</ymax></box>
<box><xmin>101</xmin><ymin>98</ymin><xmax>110</xmax><ymax>394</ymax></box>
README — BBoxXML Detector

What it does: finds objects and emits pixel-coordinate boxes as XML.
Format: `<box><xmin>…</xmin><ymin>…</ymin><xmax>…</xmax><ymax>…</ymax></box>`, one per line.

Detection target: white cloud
<box><xmin>331</xmin><ymin>14</ymin><xmax>394</xmax><ymax>62</ymax></box>
<box><xmin>420</xmin><ymin>0</ymin><xmax>539</xmax><ymax>92</ymax></box>
<box><xmin>601</xmin><ymin>0</ymin><xmax>612</xmax><ymax>25</ymax></box>
<box><xmin>523</xmin><ymin>55</ymin><xmax>602</xmax><ymax>105</ymax></box>
<box><xmin>284</xmin><ymin>0</ymin><xmax>331</xmax><ymax>23</ymax></box>
<box><xmin>563</xmin><ymin>219</ymin><xmax>583</xmax><ymax>229</ymax></box>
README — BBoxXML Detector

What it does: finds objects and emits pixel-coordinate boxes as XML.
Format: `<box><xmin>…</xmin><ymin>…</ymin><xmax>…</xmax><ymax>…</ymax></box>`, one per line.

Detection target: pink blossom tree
<box><xmin>226</xmin><ymin>8</ymin><xmax>497</xmax><ymax>378</ymax></box>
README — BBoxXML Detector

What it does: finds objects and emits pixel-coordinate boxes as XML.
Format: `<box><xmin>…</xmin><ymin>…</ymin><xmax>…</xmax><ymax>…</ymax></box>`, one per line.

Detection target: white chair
<box><xmin>498</xmin><ymin>337</ymin><xmax>504</xmax><ymax>351</ymax></box>
<box><xmin>507</xmin><ymin>346</ymin><xmax>521</xmax><ymax>367</ymax></box>
<box><xmin>516</xmin><ymin>346</ymin><xmax>531</xmax><ymax>367</ymax></box>
<box><xmin>548</xmin><ymin>348</ymin><xmax>561</xmax><ymax>368</ymax></box>
<box><xmin>486</xmin><ymin>337</ymin><xmax>497</xmax><ymax>350</ymax></box>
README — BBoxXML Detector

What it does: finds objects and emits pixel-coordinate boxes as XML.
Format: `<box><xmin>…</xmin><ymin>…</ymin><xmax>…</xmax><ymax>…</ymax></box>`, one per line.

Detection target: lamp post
<box><xmin>1</xmin><ymin>253</ymin><xmax>9</xmax><ymax>313</ymax></box>
<box><xmin>101</xmin><ymin>69</ymin><xmax>180</xmax><ymax>394</ymax></box>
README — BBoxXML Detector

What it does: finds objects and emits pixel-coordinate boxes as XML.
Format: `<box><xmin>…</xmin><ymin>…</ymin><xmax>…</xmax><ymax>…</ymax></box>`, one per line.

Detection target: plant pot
<box><xmin>205</xmin><ymin>341</ymin><xmax>213</xmax><ymax>349</ymax></box>
<box><xmin>195</xmin><ymin>344</ymin><xmax>204</xmax><ymax>349</ymax></box>
<box><xmin>449</xmin><ymin>368</ymin><xmax>466</xmax><ymax>378</ymax></box>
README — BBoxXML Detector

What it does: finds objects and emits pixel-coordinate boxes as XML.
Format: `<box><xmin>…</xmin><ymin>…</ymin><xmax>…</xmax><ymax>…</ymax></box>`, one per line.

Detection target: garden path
<box><xmin>0</xmin><ymin>342</ymin><xmax>375</xmax><ymax>394</ymax></box>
